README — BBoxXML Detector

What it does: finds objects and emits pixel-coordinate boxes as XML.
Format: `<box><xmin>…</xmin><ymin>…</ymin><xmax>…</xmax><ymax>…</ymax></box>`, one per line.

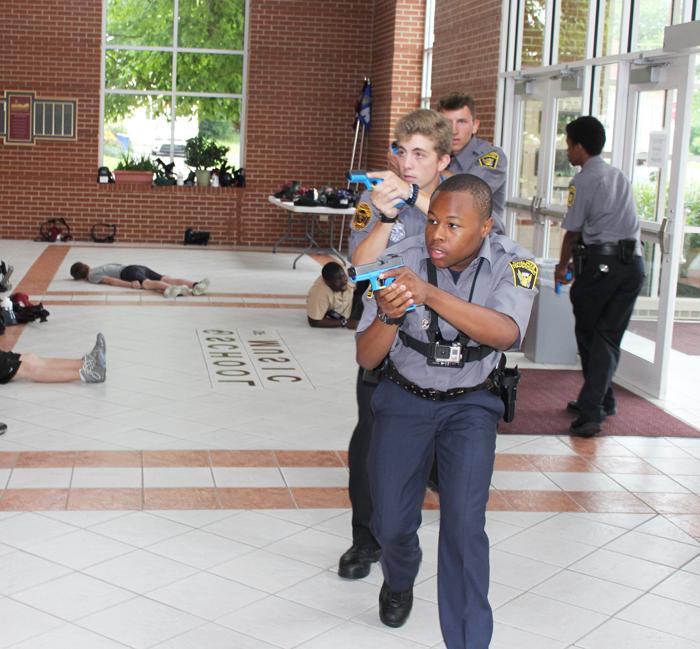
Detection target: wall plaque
<box><xmin>6</xmin><ymin>92</ymin><xmax>34</xmax><ymax>144</ymax></box>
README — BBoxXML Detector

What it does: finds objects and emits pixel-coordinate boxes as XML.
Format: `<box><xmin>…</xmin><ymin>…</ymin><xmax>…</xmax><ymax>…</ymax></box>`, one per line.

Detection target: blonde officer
<box><xmin>338</xmin><ymin>109</ymin><xmax>452</xmax><ymax>581</ymax></box>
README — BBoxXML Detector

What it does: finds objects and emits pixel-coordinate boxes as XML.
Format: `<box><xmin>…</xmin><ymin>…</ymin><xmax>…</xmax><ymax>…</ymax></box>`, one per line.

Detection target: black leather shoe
<box><xmin>379</xmin><ymin>582</ymin><xmax>413</xmax><ymax>628</ymax></box>
<box><xmin>338</xmin><ymin>544</ymin><xmax>382</xmax><ymax>579</ymax></box>
<box><xmin>567</xmin><ymin>400</ymin><xmax>616</xmax><ymax>417</ymax></box>
<box><xmin>569</xmin><ymin>416</ymin><xmax>602</xmax><ymax>437</ymax></box>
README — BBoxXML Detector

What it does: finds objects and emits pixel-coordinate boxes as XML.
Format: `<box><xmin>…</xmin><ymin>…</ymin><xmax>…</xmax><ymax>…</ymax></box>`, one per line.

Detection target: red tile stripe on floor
<box><xmin>0</xmin><ymin>449</ymin><xmax>698</xmax><ymax>528</ymax></box>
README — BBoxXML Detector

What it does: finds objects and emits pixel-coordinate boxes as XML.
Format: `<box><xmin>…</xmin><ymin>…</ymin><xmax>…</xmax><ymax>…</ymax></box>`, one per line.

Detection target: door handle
<box><xmin>659</xmin><ymin>217</ymin><xmax>669</xmax><ymax>256</ymax></box>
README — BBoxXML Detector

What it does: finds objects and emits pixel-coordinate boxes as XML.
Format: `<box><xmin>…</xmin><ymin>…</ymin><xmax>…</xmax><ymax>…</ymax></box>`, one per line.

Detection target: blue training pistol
<box><xmin>346</xmin><ymin>170</ymin><xmax>405</xmax><ymax>207</ymax></box>
<box><xmin>555</xmin><ymin>271</ymin><xmax>572</xmax><ymax>294</ymax></box>
<box><xmin>348</xmin><ymin>256</ymin><xmax>416</xmax><ymax>312</ymax></box>
<box><xmin>346</xmin><ymin>169</ymin><xmax>382</xmax><ymax>191</ymax></box>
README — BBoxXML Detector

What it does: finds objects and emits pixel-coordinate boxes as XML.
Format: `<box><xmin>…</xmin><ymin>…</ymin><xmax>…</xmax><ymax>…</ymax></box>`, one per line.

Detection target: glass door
<box><xmin>616</xmin><ymin>55</ymin><xmax>696</xmax><ymax>398</ymax></box>
<box><xmin>506</xmin><ymin>74</ymin><xmax>583</xmax><ymax>258</ymax></box>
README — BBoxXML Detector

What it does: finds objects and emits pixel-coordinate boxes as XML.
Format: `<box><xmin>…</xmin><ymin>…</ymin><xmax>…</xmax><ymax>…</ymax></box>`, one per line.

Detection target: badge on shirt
<box><xmin>509</xmin><ymin>260</ymin><xmax>538</xmax><ymax>289</ymax></box>
<box><xmin>478</xmin><ymin>152</ymin><xmax>499</xmax><ymax>168</ymax></box>
<box><xmin>567</xmin><ymin>185</ymin><xmax>576</xmax><ymax>208</ymax></box>
<box><xmin>351</xmin><ymin>202</ymin><xmax>372</xmax><ymax>231</ymax></box>
<box><xmin>389</xmin><ymin>221</ymin><xmax>406</xmax><ymax>243</ymax></box>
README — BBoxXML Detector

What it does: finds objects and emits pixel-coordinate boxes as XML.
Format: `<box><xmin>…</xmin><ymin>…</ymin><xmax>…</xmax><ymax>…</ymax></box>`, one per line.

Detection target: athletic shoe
<box><xmin>164</xmin><ymin>285</ymin><xmax>189</xmax><ymax>298</ymax></box>
<box><xmin>192</xmin><ymin>278</ymin><xmax>210</xmax><ymax>295</ymax></box>
<box><xmin>83</xmin><ymin>333</ymin><xmax>106</xmax><ymax>370</ymax></box>
<box><xmin>0</xmin><ymin>264</ymin><xmax>14</xmax><ymax>293</ymax></box>
<box><xmin>80</xmin><ymin>354</ymin><xmax>106</xmax><ymax>383</ymax></box>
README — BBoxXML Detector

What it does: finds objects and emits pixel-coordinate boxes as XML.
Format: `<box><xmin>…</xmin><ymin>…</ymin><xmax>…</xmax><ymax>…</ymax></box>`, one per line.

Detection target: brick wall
<box><xmin>366</xmin><ymin>0</ymin><xmax>425</xmax><ymax>171</ymax></box>
<box><xmin>240</xmin><ymin>0</ymin><xmax>374</xmax><ymax>246</ymax></box>
<box><xmin>0</xmin><ymin>0</ymin><xmax>378</xmax><ymax>246</ymax></box>
<box><xmin>431</xmin><ymin>0</ymin><xmax>503</xmax><ymax>141</ymax></box>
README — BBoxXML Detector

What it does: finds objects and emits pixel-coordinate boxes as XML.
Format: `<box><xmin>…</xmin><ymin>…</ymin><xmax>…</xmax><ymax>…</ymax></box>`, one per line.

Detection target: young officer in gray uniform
<box><xmin>356</xmin><ymin>174</ymin><xmax>537</xmax><ymax>647</ymax></box>
<box><xmin>555</xmin><ymin>116</ymin><xmax>644</xmax><ymax>437</ymax></box>
<box><xmin>437</xmin><ymin>93</ymin><xmax>508</xmax><ymax>234</ymax></box>
<box><xmin>339</xmin><ymin>109</ymin><xmax>452</xmax><ymax>580</ymax></box>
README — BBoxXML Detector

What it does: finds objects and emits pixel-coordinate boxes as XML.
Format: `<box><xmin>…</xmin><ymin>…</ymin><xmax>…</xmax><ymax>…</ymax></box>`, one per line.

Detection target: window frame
<box><xmin>99</xmin><ymin>0</ymin><xmax>249</xmax><ymax>167</ymax></box>
<box><xmin>420</xmin><ymin>0</ymin><xmax>436</xmax><ymax>108</ymax></box>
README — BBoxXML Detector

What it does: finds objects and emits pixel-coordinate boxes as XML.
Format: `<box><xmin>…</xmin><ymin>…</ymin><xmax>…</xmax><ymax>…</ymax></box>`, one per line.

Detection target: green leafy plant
<box><xmin>184</xmin><ymin>135</ymin><xmax>229</xmax><ymax>171</ymax></box>
<box><xmin>115</xmin><ymin>152</ymin><xmax>158</xmax><ymax>172</ymax></box>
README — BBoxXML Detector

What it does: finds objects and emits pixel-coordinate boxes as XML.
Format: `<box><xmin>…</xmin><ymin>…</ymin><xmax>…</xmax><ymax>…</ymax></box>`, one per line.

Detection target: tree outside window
<box><xmin>102</xmin><ymin>0</ymin><xmax>245</xmax><ymax>177</ymax></box>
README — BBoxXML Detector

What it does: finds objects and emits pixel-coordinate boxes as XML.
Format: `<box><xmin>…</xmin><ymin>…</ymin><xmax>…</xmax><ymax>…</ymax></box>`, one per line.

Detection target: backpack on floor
<box><xmin>10</xmin><ymin>293</ymin><xmax>50</xmax><ymax>324</ymax></box>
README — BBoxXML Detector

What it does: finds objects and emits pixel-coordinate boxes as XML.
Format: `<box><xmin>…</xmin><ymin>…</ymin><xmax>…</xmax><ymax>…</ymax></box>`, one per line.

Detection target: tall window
<box><xmin>101</xmin><ymin>0</ymin><xmax>246</xmax><ymax>175</ymax></box>
<box><xmin>421</xmin><ymin>0</ymin><xmax>436</xmax><ymax>108</ymax></box>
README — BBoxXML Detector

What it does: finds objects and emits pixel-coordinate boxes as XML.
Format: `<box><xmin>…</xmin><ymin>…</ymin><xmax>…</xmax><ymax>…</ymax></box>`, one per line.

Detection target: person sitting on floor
<box><xmin>70</xmin><ymin>262</ymin><xmax>209</xmax><ymax>298</ymax></box>
<box><xmin>306</xmin><ymin>262</ymin><xmax>358</xmax><ymax>329</ymax></box>
<box><xmin>1</xmin><ymin>333</ymin><xmax>107</xmax><ymax>384</ymax></box>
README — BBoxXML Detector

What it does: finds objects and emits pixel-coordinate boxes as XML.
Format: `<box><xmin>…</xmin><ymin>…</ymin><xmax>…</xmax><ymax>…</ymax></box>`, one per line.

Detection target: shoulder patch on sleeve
<box><xmin>567</xmin><ymin>185</ymin><xmax>576</xmax><ymax>208</ymax></box>
<box><xmin>351</xmin><ymin>201</ymin><xmax>373</xmax><ymax>231</ymax></box>
<box><xmin>509</xmin><ymin>260</ymin><xmax>538</xmax><ymax>289</ymax></box>
<box><xmin>478</xmin><ymin>151</ymin><xmax>499</xmax><ymax>168</ymax></box>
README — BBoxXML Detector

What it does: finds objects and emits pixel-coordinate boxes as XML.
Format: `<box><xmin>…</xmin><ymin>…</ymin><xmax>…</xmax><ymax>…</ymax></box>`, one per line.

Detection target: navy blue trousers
<box><xmin>368</xmin><ymin>379</ymin><xmax>502</xmax><ymax>649</ymax></box>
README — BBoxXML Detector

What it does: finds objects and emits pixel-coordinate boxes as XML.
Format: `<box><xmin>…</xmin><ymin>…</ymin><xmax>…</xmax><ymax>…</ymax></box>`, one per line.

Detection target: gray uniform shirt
<box><xmin>449</xmin><ymin>136</ymin><xmax>507</xmax><ymax>235</ymax></box>
<box><xmin>357</xmin><ymin>234</ymin><xmax>537</xmax><ymax>391</ymax></box>
<box><xmin>348</xmin><ymin>189</ymin><xmax>428</xmax><ymax>258</ymax></box>
<box><xmin>87</xmin><ymin>263</ymin><xmax>125</xmax><ymax>284</ymax></box>
<box><xmin>562</xmin><ymin>156</ymin><xmax>641</xmax><ymax>245</ymax></box>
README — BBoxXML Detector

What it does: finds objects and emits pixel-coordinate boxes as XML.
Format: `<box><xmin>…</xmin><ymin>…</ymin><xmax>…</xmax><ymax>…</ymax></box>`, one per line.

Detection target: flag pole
<box><xmin>341</xmin><ymin>78</ymin><xmax>371</xmax><ymax>254</ymax></box>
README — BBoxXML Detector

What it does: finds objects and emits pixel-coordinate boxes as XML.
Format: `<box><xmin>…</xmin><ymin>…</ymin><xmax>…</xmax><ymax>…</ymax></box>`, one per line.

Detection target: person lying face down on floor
<box><xmin>70</xmin><ymin>262</ymin><xmax>209</xmax><ymax>298</ymax></box>
<box><xmin>0</xmin><ymin>333</ymin><xmax>107</xmax><ymax>384</ymax></box>
<box><xmin>306</xmin><ymin>262</ymin><xmax>359</xmax><ymax>329</ymax></box>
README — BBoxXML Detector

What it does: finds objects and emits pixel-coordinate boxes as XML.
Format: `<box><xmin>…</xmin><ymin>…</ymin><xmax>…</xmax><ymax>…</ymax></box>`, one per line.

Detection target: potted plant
<box><xmin>184</xmin><ymin>135</ymin><xmax>229</xmax><ymax>187</ymax></box>
<box><xmin>113</xmin><ymin>153</ymin><xmax>158</xmax><ymax>185</ymax></box>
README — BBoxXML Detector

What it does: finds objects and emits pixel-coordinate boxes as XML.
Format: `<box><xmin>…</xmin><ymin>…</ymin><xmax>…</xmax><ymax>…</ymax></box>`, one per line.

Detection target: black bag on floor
<box><xmin>184</xmin><ymin>228</ymin><xmax>210</xmax><ymax>245</ymax></box>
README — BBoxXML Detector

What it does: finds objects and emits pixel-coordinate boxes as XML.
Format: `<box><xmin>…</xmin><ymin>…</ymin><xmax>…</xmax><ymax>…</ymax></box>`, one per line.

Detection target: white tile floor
<box><xmin>0</xmin><ymin>240</ymin><xmax>699</xmax><ymax>648</ymax></box>
<box><xmin>0</xmin><ymin>508</ymin><xmax>698</xmax><ymax>648</ymax></box>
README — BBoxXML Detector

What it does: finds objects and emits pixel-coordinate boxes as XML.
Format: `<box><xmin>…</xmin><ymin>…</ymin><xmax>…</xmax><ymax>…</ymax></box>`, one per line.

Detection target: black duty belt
<box><xmin>385</xmin><ymin>361</ymin><xmax>495</xmax><ymax>401</ymax></box>
<box><xmin>586</xmin><ymin>241</ymin><xmax>641</xmax><ymax>256</ymax></box>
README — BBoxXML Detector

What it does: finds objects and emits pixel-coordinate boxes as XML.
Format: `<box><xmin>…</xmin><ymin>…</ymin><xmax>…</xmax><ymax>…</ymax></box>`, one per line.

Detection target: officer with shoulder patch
<box><xmin>356</xmin><ymin>173</ymin><xmax>536</xmax><ymax>647</ymax></box>
<box><xmin>437</xmin><ymin>93</ymin><xmax>508</xmax><ymax>235</ymax></box>
<box><xmin>338</xmin><ymin>109</ymin><xmax>452</xmax><ymax>581</ymax></box>
<box><xmin>555</xmin><ymin>116</ymin><xmax>644</xmax><ymax>437</ymax></box>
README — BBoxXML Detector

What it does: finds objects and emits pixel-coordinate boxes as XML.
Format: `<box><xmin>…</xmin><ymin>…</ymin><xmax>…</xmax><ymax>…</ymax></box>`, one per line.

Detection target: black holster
<box><xmin>618</xmin><ymin>239</ymin><xmax>637</xmax><ymax>263</ymax></box>
<box><xmin>494</xmin><ymin>355</ymin><xmax>520</xmax><ymax>422</ymax></box>
<box><xmin>573</xmin><ymin>243</ymin><xmax>587</xmax><ymax>278</ymax></box>
<box><xmin>361</xmin><ymin>359</ymin><xmax>387</xmax><ymax>386</ymax></box>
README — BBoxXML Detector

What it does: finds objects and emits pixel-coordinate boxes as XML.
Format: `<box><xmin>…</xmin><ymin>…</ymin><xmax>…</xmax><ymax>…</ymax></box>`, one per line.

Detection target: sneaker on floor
<box><xmin>83</xmin><ymin>333</ymin><xmax>106</xmax><ymax>362</ymax></box>
<box><xmin>192</xmin><ymin>278</ymin><xmax>210</xmax><ymax>295</ymax></box>
<box><xmin>164</xmin><ymin>285</ymin><xmax>189</xmax><ymax>298</ymax></box>
<box><xmin>80</xmin><ymin>355</ymin><xmax>106</xmax><ymax>383</ymax></box>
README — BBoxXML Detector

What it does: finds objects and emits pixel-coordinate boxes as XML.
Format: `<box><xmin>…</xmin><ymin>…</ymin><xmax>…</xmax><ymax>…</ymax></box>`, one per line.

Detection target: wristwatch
<box><xmin>340</xmin><ymin>317</ymin><xmax>348</xmax><ymax>327</ymax></box>
<box><xmin>377</xmin><ymin>310</ymin><xmax>405</xmax><ymax>326</ymax></box>
<box><xmin>405</xmin><ymin>183</ymin><xmax>420</xmax><ymax>207</ymax></box>
<box><xmin>379</xmin><ymin>212</ymin><xmax>398</xmax><ymax>223</ymax></box>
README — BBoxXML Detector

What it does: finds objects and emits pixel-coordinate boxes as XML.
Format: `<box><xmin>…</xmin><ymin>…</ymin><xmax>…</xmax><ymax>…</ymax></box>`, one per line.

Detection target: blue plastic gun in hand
<box><xmin>346</xmin><ymin>170</ymin><xmax>405</xmax><ymax>207</ymax></box>
<box><xmin>555</xmin><ymin>271</ymin><xmax>572</xmax><ymax>294</ymax></box>
<box><xmin>346</xmin><ymin>169</ymin><xmax>382</xmax><ymax>191</ymax></box>
<box><xmin>348</xmin><ymin>256</ymin><xmax>416</xmax><ymax>312</ymax></box>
